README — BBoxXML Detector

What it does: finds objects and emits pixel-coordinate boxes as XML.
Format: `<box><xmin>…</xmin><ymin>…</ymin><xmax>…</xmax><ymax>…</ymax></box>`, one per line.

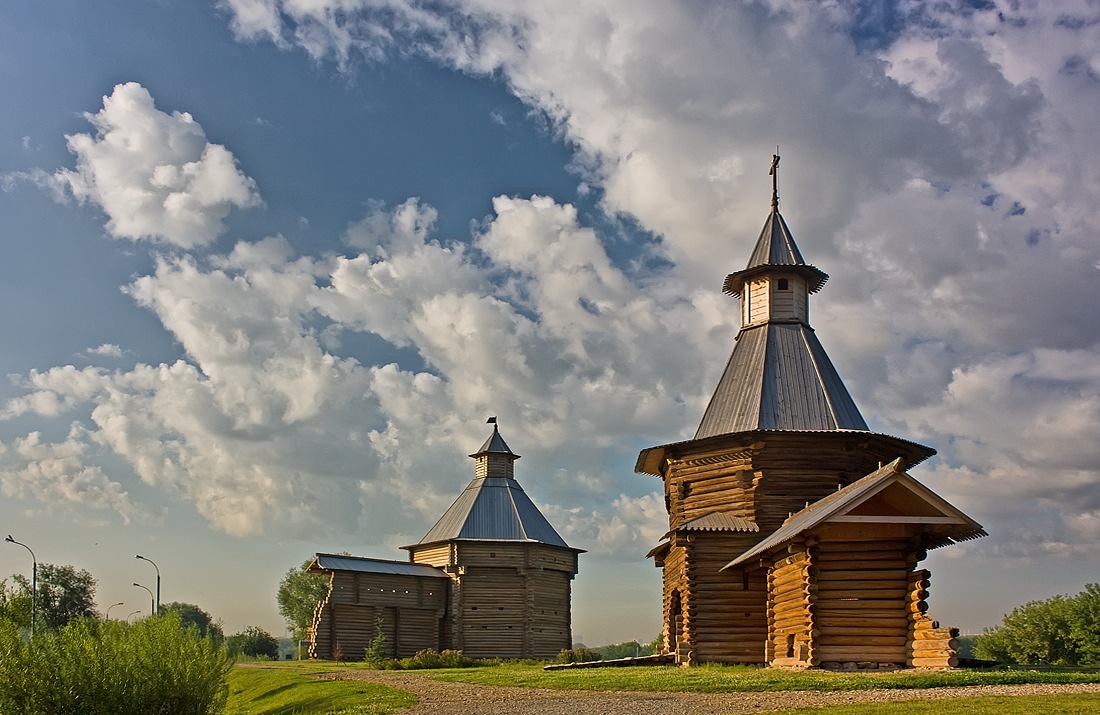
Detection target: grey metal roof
<box><xmin>470</xmin><ymin>424</ymin><xmax>518</xmax><ymax>459</ymax></box>
<box><xmin>695</xmin><ymin>322</ymin><xmax>869</xmax><ymax>439</ymax></box>
<box><xmin>413</xmin><ymin>476</ymin><xmax>572</xmax><ymax>549</ymax></box>
<box><xmin>721</xmin><ymin>459</ymin><xmax>987</xmax><ymax>570</ymax></box>
<box><xmin>311</xmin><ymin>553</ymin><xmax>449</xmax><ymax>578</ymax></box>
<box><xmin>723</xmin><ymin>210</ymin><xmax>828</xmax><ymax>297</ymax></box>
<box><xmin>674</xmin><ymin>511</ymin><xmax>759</xmax><ymax>534</ymax></box>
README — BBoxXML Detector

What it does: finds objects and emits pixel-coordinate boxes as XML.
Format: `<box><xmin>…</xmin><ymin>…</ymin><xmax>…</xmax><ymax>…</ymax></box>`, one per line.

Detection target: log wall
<box><xmin>766</xmin><ymin>545</ymin><xmax>816</xmax><ymax>667</ymax></box>
<box><xmin>309</xmin><ymin>570</ymin><xmax>448</xmax><ymax>660</ymax></box>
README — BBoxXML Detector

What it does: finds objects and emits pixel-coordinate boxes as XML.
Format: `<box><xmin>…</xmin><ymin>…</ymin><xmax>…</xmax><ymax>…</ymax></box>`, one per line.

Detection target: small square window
<box><xmin>777</xmin><ymin>278</ymin><xmax>790</xmax><ymax>290</ymax></box>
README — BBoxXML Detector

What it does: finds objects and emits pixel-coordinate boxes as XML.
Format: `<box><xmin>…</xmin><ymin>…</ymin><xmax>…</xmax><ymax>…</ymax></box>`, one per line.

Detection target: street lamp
<box><xmin>126</xmin><ymin>610</ymin><xmax>141</xmax><ymax>622</ymax></box>
<box><xmin>135</xmin><ymin>555</ymin><xmax>160</xmax><ymax>615</ymax></box>
<box><xmin>106</xmin><ymin>602</ymin><xmax>124</xmax><ymax>620</ymax></box>
<box><xmin>133</xmin><ymin>582</ymin><xmax>154</xmax><ymax>616</ymax></box>
<box><xmin>5</xmin><ymin>535</ymin><xmax>36</xmax><ymax>635</ymax></box>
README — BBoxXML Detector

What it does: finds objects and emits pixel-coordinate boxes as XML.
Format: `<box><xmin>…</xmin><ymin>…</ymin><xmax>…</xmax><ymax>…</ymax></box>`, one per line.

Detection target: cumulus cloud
<box><xmin>207</xmin><ymin>0</ymin><xmax>1100</xmax><ymax>564</ymax></box>
<box><xmin>8</xmin><ymin>0</ymin><xmax>1100</xmax><ymax>569</ymax></box>
<box><xmin>47</xmin><ymin>82</ymin><xmax>260</xmax><ymax>248</ymax></box>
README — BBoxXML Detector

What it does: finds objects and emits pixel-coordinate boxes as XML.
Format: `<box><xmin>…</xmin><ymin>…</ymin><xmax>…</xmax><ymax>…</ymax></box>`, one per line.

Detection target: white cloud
<box><xmin>49</xmin><ymin>82</ymin><xmax>260</xmax><ymax>248</ymax></box>
<box><xmin>8</xmin><ymin>0</ymin><xmax>1100</xmax><ymax>568</ymax></box>
<box><xmin>207</xmin><ymin>0</ymin><xmax>1100</xmax><ymax>563</ymax></box>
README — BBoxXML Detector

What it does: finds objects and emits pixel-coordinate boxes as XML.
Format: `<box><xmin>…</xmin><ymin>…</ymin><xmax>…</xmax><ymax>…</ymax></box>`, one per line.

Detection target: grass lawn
<box><xmin>225</xmin><ymin>662</ymin><xmax>414</xmax><ymax>715</ymax></box>
<box><xmin>430</xmin><ymin>662</ymin><xmax>1100</xmax><ymax>692</ymax></box>
<box><xmin>224</xmin><ymin>661</ymin><xmax>1100</xmax><ymax>715</ymax></box>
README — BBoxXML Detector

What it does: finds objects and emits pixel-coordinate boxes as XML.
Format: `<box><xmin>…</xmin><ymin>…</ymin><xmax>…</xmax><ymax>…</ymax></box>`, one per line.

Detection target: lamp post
<box><xmin>133</xmin><ymin>582</ymin><xmax>154</xmax><ymax>616</ymax></box>
<box><xmin>126</xmin><ymin>610</ymin><xmax>141</xmax><ymax>622</ymax></box>
<box><xmin>5</xmin><ymin>535</ymin><xmax>36</xmax><ymax>635</ymax></box>
<box><xmin>106</xmin><ymin>602</ymin><xmax>124</xmax><ymax>620</ymax></box>
<box><xmin>135</xmin><ymin>554</ymin><xmax>160</xmax><ymax>615</ymax></box>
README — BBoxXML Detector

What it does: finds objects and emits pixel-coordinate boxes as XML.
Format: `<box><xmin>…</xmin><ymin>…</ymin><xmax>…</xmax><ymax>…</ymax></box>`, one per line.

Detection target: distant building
<box><xmin>637</xmin><ymin>155</ymin><xmax>985</xmax><ymax>669</ymax></box>
<box><xmin>309</xmin><ymin>422</ymin><xmax>582</xmax><ymax>660</ymax></box>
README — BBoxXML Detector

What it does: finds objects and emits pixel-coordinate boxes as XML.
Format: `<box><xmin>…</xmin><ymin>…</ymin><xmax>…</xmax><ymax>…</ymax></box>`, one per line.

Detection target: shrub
<box><xmin>555</xmin><ymin>647</ymin><xmax>602</xmax><ymax>664</ymax></box>
<box><xmin>227</xmin><ymin>625</ymin><xmax>279</xmax><ymax>660</ymax></box>
<box><xmin>369</xmin><ymin>648</ymin><xmax>499</xmax><ymax>670</ymax></box>
<box><xmin>0</xmin><ymin>612</ymin><xmax>232</xmax><ymax>715</ymax></box>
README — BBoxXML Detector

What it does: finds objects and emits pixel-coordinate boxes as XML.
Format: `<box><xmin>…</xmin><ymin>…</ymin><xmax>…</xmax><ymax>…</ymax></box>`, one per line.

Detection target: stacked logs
<box><xmin>907</xmin><ymin>569</ymin><xmax>959</xmax><ymax>668</ymax></box>
<box><xmin>766</xmin><ymin>546</ymin><xmax>817</xmax><ymax>667</ymax></box>
<box><xmin>813</xmin><ymin>538</ymin><xmax>912</xmax><ymax>666</ymax></box>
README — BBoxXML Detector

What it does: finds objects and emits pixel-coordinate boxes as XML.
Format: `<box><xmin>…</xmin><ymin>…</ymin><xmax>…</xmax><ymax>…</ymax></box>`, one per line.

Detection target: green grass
<box><xmin>429</xmin><ymin>663</ymin><xmax>1100</xmax><ymax>693</ymax></box>
<box><xmin>769</xmin><ymin>694</ymin><xmax>1100</xmax><ymax>714</ymax></box>
<box><xmin>225</xmin><ymin>663</ymin><xmax>415</xmax><ymax>715</ymax></box>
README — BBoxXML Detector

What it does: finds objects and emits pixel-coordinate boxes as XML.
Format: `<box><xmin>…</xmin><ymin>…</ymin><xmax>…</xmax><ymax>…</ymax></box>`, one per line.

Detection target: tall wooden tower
<box><xmin>637</xmin><ymin>156</ymin><xmax>983</xmax><ymax>668</ymax></box>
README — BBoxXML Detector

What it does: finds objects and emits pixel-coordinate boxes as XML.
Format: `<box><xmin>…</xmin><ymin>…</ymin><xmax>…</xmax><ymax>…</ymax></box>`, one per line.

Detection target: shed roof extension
<box><xmin>309</xmin><ymin>553</ymin><xmax>449</xmax><ymax>578</ymax></box>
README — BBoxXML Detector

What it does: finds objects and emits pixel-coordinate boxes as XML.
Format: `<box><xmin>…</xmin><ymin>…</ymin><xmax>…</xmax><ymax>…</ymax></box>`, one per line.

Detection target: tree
<box><xmin>0</xmin><ymin>579</ymin><xmax>32</xmax><ymax>630</ymax></box>
<box><xmin>161</xmin><ymin>602</ymin><xmax>224</xmax><ymax>643</ymax></box>
<box><xmin>276</xmin><ymin>557</ymin><xmax>330</xmax><ymax>641</ymax></box>
<box><xmin>11</xmin><ymin>563</ymin><xmax>97</xmax><ymax>630</ymax></box>
<box><xmin>227</xmin><ymin>626</ymin><xmax>280</xmax><ymax>659</ymax></box>
<box><xmin>975</xmin><ymin>583</ymin><xmax>1100</xmax><ymax>665</ymax></box>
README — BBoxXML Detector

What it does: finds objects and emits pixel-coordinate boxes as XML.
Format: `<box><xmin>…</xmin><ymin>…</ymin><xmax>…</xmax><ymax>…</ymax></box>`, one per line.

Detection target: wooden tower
<box><xmin>637</xmin><ymin>156</ymin><xmax>984</xmax><ymax>668</ymax></box>
<box><xmin>403</xmin><ymin>421</ymin><xmax>583</xmax><ymax>659</ymax></box>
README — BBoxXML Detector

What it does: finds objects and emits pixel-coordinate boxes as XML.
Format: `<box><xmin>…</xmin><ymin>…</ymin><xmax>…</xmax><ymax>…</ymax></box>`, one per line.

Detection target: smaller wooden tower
<box><xmin>403</xmin><ymin>420</ymin><xmax>583</xmax><ymax>659</ymax></box>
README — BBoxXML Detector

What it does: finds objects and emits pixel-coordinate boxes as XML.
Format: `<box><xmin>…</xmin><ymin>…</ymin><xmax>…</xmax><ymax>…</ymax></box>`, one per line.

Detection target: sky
<box><xmin>1</xmin><ymin>0</ymin><xmax>1099</xmax><ymax>644</ymax></box>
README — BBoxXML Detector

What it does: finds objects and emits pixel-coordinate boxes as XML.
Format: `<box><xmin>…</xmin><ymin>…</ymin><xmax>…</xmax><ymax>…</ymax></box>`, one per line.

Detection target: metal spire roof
<box><xmin>722</xmin><ymin>209</ymin><xmax>829</xmax><ymax>297</ymax></box>
<box><xmin>699</xmin><ymin>154</ymin><xmax>861</xmax><ymax>439</ymax></box>
<box><xmin>469</xmin><ymin>419</ymin><xmax>518</xmax><ymax>459</ymax></box>
<box><xmin>694</xmin><ymin>321</ymin><xmax>869</xmax><ymax>438</ymax></box>
<box><xmin>412</xmin><ymin>422</ymin><xmax>574</xmax><ymax>549</ymax></box>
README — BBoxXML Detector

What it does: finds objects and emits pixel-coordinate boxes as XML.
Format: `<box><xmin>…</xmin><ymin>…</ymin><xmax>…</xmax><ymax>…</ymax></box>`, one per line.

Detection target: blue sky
<box><xmin>2</xmin><ymin>0</ymin><xmax>1100</xmax><ymax>644</ymax></box>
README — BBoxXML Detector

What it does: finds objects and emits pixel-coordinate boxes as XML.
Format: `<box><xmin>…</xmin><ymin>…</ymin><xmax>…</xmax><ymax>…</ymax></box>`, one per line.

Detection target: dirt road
<box><xmin>335</xmin><ymin>670</ymin><xmax>1100</xmax><ymax>715</ymax></box>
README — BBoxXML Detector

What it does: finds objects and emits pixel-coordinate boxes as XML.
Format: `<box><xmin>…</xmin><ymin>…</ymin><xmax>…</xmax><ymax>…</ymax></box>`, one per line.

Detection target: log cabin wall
<box><xmin>309</xmin><ymin>570</ymin><xmax>448</xmax><ymax>660</ymax></box>
<box><xmin>766</xmin><ymin>545</ymin><xmax>816</xmax><ymax>667</ymax></box>
<box><xmin>667</xmin><ymin>532</ymin><xmax>768</xmax><ymax>664</ymax></box>
<box><xmin>813</xmin><ymin>533</ymin><xmax>914</xmax><ymax>666</ymax></box>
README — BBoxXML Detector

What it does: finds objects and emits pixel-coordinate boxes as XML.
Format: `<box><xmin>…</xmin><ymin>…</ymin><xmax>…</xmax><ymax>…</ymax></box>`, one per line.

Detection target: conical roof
<box><xmin>415</xmin><ymin>476</ymin><xmax>570</xmax><ymax>547</ymax></box>
<box><xmin>412</xmin><ymin>423</ymin><xmax>572</xmax><ymax>549</ymax></box>
<box><xmin>694</xmin><ymin>321</ymin><xmax>868</xmax><ymax>438</ymax></box>
<box><xmin>722</xmin><ymin>210</ymin><xmax>828</xmax><ymax>297</ymax></box>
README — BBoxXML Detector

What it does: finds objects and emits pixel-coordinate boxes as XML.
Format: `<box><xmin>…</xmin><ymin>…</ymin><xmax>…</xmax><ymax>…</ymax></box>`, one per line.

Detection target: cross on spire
<box><xmin>769</xmin><ymin>152</ymin><xmax>780</xmax><ymax>210</ymax></box>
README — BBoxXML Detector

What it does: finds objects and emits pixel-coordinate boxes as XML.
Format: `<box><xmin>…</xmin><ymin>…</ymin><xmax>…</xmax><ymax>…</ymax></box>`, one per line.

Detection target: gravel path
<box><xmin>334</xmin><ymin>670</ymin><xmax>1100</xmax><ymax>715</ymax></box>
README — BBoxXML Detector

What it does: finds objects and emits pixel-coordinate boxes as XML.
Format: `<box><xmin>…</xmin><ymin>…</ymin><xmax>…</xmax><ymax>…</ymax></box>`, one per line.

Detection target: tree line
<box><xmin>0</xmin><ymin>561</ymin><xmax>280</xmax><ymax>659</ymax></box>
<box><xmin>975</xmin><ymin>582</ymin><xmax>1100</xmax><ymax>666</ymax></box>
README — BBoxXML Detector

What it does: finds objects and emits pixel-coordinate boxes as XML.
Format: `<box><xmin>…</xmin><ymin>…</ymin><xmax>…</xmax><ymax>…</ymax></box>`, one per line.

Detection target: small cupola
<box><xmin>469</xmin><ymin>417</ymin><xmax>519</xmax><ymax>479</ymax></box>
<box><xmin>722</xmin><ymin>154</ymin><xmax>827</xmax><ymax>329</ymax></box>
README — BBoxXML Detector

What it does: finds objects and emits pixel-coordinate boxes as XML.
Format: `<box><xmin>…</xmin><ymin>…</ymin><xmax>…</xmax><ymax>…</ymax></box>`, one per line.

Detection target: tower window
<box><xmin>777</xmin><ymin>278</ymin><xmax>790</xmax><ymax>291</ymax></box>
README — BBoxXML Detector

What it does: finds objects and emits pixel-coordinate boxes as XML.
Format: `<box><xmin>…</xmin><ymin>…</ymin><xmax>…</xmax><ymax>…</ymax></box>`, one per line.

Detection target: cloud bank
<box><xmin>6</xmin><ymin>2</ymin><xmax>1100</xmax><ymax>567</ymax></box>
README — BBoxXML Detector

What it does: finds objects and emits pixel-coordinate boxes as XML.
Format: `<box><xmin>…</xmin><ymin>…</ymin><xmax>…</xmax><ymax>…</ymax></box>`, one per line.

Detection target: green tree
<box><xmin>227</xmin><ymin>626</ymin><xmax>280</xmax><ymax>659</ymax></box>
<box><xmin>1069</xmin><ymin>583</ymin><xmax>1100</xmax><ymax>665</ymax></box>
<box><xmin>161</xmin><ymin>602</ymin><xmax>224</xmax><ymax>643</ymax></box>
<box><xmin>0</xmin><ymin>579</ymin><xmax>32</xmax><ymax>630</ymax></box>
<box><xmin>975</xmin><ymin>584</ymin><xmax>1100</xmax><ymax>665</ymax></box>
<box><xmin>11</xmin><ymin>563</ymin><xmax>97</xmax><ymax>631</ymax></box>
<box><xmin>276</xmin><ymin>557</ymin><xmax>329</xmax><ymax>641</ymax></box>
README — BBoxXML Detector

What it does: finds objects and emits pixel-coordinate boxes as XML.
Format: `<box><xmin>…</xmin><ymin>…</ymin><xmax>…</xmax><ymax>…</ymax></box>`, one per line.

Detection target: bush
<box><xmin>975</xmin><ymin>583</ymin><xmax>1100</xmax><ymax>666</ymax></box>
<box><xmin>555</xmin><ymin>647</ymin><xmax>602</xmax><ymax>664</ymax></box>
<box><xmin>227</xmin><ymin>626</ymin><xmax>279</xmax><ymax>660</ymax></box>
<box><xmin>369</xmin><ymin>648</ymin><xmax>499</xmax><ymax>670</ymax></box>
<box><xmin>0</xmin><ymin>612</ymin><xmax>232</xmax><ymax>715</ymax></box>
